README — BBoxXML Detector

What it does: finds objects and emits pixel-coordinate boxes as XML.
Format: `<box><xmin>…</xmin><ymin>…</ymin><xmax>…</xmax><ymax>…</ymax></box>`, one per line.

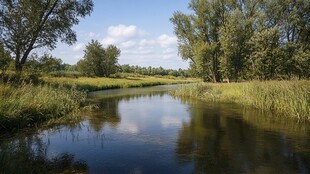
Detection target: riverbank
<box><xmin>42</xmin><ymin>75</ymin><xmax>197</xmax><ymax>91</ymax></box>
<box><xmin>171</xmin><ymin>81</ymin><xmax>310</xmax><ymax>120</ymax></box>
<box><xmin>0</xmin><ymin>75</ymin><xmax>198</xmax><ymax>131</ymax></box>
<box><xmin>0</xmin><ymin>83</ymin><xmax>86</xmax><ymax>132</ymax></box>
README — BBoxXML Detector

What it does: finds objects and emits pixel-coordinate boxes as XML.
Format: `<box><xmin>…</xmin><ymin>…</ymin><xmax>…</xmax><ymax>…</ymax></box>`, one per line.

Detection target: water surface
<box><xmin>1</xmin><ymin>85</ymin><xmax>310</xmax><ymax>173</ymax></box>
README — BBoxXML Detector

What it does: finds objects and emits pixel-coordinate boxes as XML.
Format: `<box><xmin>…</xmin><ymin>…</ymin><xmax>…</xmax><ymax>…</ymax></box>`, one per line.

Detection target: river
<box><xmin>1</xmin><ymin>85</ymin><xmax>309</xmax><ymax>173</ymax></box>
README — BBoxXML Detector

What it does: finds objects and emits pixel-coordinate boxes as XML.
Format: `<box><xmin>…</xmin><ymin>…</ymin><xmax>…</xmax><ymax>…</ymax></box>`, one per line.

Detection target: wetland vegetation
<box><xmin>0</xmin><ymin>0</ymin><xmax>309</xmax><ymax>173</ymax></box>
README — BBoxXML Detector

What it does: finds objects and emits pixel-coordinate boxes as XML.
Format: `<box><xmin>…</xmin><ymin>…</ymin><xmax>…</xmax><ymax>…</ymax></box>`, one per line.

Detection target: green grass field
<box><xmin>42</xmin><ymin>75</ymin><xmax>198</xmax><ymax>91</ymax></box>
<box><xmin>171</xmin><ymin>81</ymin><xmax>310</xmax><ymax>120</ymax></box>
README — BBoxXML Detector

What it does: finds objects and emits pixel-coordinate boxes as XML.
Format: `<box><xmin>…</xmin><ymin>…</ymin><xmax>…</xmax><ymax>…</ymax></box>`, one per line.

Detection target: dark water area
<box><xmin>1</xmin><ymin>85</ymin><xmax>310</xmax><ymax>174</ymax></box>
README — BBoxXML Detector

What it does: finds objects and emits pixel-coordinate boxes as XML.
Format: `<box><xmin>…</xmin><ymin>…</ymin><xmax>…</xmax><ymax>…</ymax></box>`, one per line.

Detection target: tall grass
<box><xmin>0</xmin><ymin>83</ymin><xmax>86</xmax><ymax>131</ymax></box>
<box><xmin>42</xmin><ymin>75</ymin><xmax>198</xmax><ymax>92</ymax></box>
<box><xmin>171</xmin><ymin>81</ymin><xmax>310</xmax><ymax>120</ymax></box>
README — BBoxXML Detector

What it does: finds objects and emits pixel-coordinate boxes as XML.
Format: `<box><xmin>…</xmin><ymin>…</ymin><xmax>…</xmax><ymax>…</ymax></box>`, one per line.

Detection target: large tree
<box><xmin>171</xmin><ymin>0</ymin><xmax>227</xmax><ymax>82</ymax></box>
<box><xmin>0</xmin><ymin>0</ymin><xmax>93</xmax><ymax>73</ymax></box>
<box><xmin>171</xmin><ymin>0</ymin><xmax>310</xmax><ymax>81</ymax></box>
<box><xmin>77</xmin><ymin>40</ymin><xmax>121</xmax><ymax>77</ymax></box>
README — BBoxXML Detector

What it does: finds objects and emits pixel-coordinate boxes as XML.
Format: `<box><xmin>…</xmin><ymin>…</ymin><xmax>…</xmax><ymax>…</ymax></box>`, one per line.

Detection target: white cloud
<box><xmin>163</xmin><ymin>54</ymin><xmax>176</xmax><ymax>60</ymax></box>
<box><xmin>120</xmin><ymin>41</ymin><xmax>136</xmax><ymax>49</ymax></box>
<box><xmin>157</xmin><ymin>34</ymin><xmax>177</xmax><ymax>48</ymax></box>
<box><xmin>72</xmin><ymin>43</ymin><xmax>85</xmax><ymax>52</ymax></box>
<box><xmin>101</xmin><ymin>37</ymin><xmax>119</xmax><ymax>46</ymax></box>
<box><xmin>139</xmin><ymin>39</ymin><xmax>156</xmax><ymax>47</ymax></box>
<box><xmin>87</xmin><ymin>32</ymin><xmax>100</xmax><ymax>38</ymax></box>
<box><xmin>107</xmin><ymin>24</ymin><xmax>145</xmax><ymax>39</ymax></box>
<box><xmin>163</xmin><ymin>48</ymin><xmax>176</xmax><ymax>54</ymax></box>
<box><xmin>101</xmin><ymin>24</ymin><xmax>146</xmax><ymax>46</ymax></box>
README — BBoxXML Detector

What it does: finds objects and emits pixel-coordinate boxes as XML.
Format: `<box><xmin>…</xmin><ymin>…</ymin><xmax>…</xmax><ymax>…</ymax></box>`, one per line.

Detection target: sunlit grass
<box><xmin>171</xmin><ymin>81</ymin><xmax>310</xmax><ymax>120</ymax></box>
<box><xmin>42</xmin><ymin>75</ymin><xmax>198</xmax><ymax>91</ymax></box>
<box><xmin>0</xmin><ymin>83</ymin><xmax>86</xmax><ymax>131</ymax></box>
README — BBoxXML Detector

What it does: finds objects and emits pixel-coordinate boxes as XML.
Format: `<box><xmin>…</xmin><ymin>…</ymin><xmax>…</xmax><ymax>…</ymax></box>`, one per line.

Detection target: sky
<box><xmin>50</xmin><ymin>0</ymin><xmax>191</xmax><ymax>69</ymax></box>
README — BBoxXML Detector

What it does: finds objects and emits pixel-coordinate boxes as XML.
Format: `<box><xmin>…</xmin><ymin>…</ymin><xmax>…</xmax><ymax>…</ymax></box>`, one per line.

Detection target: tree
<box><xmin>0</xmin><ymin>0</ymin><xmax>93</xmax><ymax>73</ymax></box>
<box><xmin>171</xmin><ymin>0</ymin><xmax>310</xmax><ymax>81</ymax></box>
<box><xmin>77</xmin><ymin>40</ymin><xmax>120</xmax><ymax>77</ymax></box>
<box><xmin>104</xmin><ymin>45</ymin><xmax>121</xmax><ymax>76</ymax></box>
<box><xmin>0</xmin><ymin>42</ymin><xmax>12</xmax><ymax>76</ymax></box>
<box><xmin>39</xmin><ymin>54</ymin><xmax>63</xmax><ymax>73</ymax></box>
<box><xmin>171</xmin><ymin>0</ymin><xmax>227</xmax><ymax>82</ymax></box>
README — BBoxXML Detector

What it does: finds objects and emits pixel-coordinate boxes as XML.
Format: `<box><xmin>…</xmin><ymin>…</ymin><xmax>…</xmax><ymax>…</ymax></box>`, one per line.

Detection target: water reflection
<box><xmin>0</xmin><ymin>133</ymin><xmax>88</xmax><ymax>173</ymax></box>
<box><xmin>176</xmin><ymin>97</ymin><xmax>310</xmax><ymax>173</ymax></box>
<box><xmin>0</xmin><ymin>85</ymin><xmax>309</xmax><ymax>173</ymax></box>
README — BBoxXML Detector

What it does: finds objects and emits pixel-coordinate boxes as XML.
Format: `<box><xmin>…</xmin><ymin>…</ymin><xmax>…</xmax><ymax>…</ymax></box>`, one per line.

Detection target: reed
<box><xmin>171</xmin><ymin>81</ymin><xmax>310</xmax><ymax>120</ymax></box>
<box><xmin>42</xmin><ymin>75</ymin><xmax>197</xmax><ymax>91</ymax></box>
<box><xmin>0</xmin><ymin>83</ymin><xmax>86</xmax><ymax>131</ymax></box>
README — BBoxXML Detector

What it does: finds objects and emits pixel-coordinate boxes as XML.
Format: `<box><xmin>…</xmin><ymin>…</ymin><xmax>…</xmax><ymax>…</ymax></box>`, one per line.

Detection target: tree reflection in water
<box><xmin>0</xmin><ymin>134</ymin><xmax>88</xmax><ymax>174</ymax></box>
<box><xmin>175</xmin><ymin>98</ymin><xmax>310</xmax><ymax>174</ymax></box>
<box><xmin>86</xmin><ymin>91</ymin><xmax>166</xmax><ymax>133</ymax></box>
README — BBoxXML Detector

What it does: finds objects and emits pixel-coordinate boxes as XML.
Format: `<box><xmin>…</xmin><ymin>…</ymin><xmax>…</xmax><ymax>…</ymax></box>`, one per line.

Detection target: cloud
<box><xmin>87</xmin><ymin>32</ymin><xmax>100</xmax><ymax>38</ymax></box>
<box><xmin>107</xmin><ymin>24</ymin><xmax>144</xmax><ymax>38</ymax></box>
<box><xmin>101</xmin><ymin>24</ymin><xmax>146</xmax><ymax>46</ymax></box>
<box><xmin>139</xmin><ymin>39</ymin><xmax>156</xmax><ymax>47</ymax></box>
<box><xmin>157</xmin><ymin>34</ymin><xmax>177</xmax><ymax>48</ymax></box>
<box><xmin>72</xmin><ymin>43</ymin><xmax>85</xmax><ymax>52</ymax></box>
<box><xmin>163</xmin><ymin>48</ymin><xmax>176</xmax><ymax>54</ymax></box>
<box><xmin>120</xmin><ymin>41</ymin><xmax>137</xmax><ymax>49</ymax></box>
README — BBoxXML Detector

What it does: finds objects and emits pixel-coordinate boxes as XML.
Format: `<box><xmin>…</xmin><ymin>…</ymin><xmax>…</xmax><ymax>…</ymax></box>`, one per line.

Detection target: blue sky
<box><xmin>50</xmin><ymin>0</ymin><xmax>191</xmax><ymax>69</ymax></box>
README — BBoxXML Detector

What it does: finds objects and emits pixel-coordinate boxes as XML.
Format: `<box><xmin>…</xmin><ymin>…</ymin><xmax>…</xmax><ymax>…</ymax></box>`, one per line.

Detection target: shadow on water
<box><xmin>175</xmin><ymin>97</ymin><xmax>310</xmax><ymax>173</ymax></box>
<box><xmin>0</xmin><ymin>133</ymin><xmax>88</xmax><ymax>174</ymax></box>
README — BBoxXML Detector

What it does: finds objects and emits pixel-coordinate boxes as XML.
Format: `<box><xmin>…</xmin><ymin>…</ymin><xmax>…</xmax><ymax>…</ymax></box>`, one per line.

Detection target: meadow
<box><xmin>42</xmin><ymin>74</ymin><xmax>198</xmax><ymax>91</ymax></box>
<box><xmin>171</xmin><ymin>81</ymin><xmax>310</xmax><ymax>121</ymax></box>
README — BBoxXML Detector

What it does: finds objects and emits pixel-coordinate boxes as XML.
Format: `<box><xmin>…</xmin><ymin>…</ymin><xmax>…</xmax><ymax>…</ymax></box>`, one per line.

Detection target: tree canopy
<box><xmin>0</xmin><ymin>0</ymin><xmax>93</xmax><ymax>73</ymax></box>
<box><xmin>77</xmin><ymin>40</ymin><xmax>121</xmax><ymax>77</ymax></box>
<box><xmin>171</xmin><ymin>0</ymin><xmax>310</xmax><ymax>82</ymax></box>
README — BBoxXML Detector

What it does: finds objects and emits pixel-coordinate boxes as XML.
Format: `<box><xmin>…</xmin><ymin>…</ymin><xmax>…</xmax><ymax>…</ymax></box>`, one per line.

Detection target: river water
<box><xmin>1</xmin><ymin>85</ymin><xmax>310</xmax><ymax>173</ymax></box>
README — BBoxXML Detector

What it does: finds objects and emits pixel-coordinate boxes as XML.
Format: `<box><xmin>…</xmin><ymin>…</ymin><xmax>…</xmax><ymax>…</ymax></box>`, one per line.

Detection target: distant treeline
<box><xmin>1</xmin><ymin>52</ymin><xmax>190</xmax><ymax>78</ymax></box>
<box><xmin>171</xmin><ymin>0</ymin><xmax>310</xmax><ymax>82</ymax></box>
<box><xmin>119</xmin><ymin>64</ymin><xmax>190</xmax><ymax>77</ymax></box>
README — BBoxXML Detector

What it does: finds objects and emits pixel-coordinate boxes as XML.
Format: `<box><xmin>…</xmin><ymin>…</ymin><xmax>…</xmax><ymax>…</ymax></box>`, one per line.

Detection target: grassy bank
<box><xmin>0</xmin><ymin>83</ymin><xmax>86</xmax><ymax>131</ymax></box>
<box><xmin>171</xmin><ymin>81</ymin><xmax>310</xmax><ymax>120</ymax></box>
<box><xmin>42</xmin><ymin>75</ymin><xmax>198</xmax><ymax>91</ymax></box>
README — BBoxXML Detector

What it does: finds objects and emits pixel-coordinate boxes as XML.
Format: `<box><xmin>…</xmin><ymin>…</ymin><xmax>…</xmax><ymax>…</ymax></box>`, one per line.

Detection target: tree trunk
<box><xmin>15</xmin><ymin>63</ymin><xmax>23</xmax><ymax>73</ymax></box>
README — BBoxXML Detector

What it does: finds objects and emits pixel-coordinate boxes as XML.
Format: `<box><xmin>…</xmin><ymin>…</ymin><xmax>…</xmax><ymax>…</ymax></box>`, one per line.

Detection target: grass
<box><xmin>0</xmin><ymin>83</ymin><xmax>87</xmax><ymax>131</ymax></box>
<box><xmin>42</xmin><ymin>75</ymin><xmax>198</xmax><ymax>92</ymax></box>
<box><xmin>0</xmin><ymin>74</ymin><xmax>197</xmax><ymax>132</ymax></box>
<box><xmin>171</xmin><ymin>81</ymin><xmax>310</xmax><ymax>120</ymax></box>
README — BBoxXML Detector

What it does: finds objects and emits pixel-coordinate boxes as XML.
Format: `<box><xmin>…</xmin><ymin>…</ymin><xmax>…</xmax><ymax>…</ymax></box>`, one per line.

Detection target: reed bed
<box><xmin>42</xmin><ymin>76</ymin><xmax>197</xmax><ymax>91</ymax></box>
<box><xmin>171</xmin><ymin>81</ymin><xmax>310</xmax><ymax>120</ymax></box>
<box><xmin>0</xmin><ymin>83</ymin><xmax>86</xmax><ymax>131</ymax></box>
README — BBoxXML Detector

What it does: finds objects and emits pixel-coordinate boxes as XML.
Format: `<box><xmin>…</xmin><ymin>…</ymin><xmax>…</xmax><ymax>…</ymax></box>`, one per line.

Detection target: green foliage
<box><xmin>119</xmin><ymin>64</ymin><xmax>190</xmax><ymax>77</ymax></box>
<box><xmin>22</xmin><ymin>53</ymin><xmax>76</xmax><ymax>76</ymax></box>
<box><xmin>0</xmin><ymin>0</ymin><xmax>93</xmax><ymax>72</ymax></box>
<box><xmin>171</xmin><ymin>0</ymin><xmax>223</xmax><ymax>82</ymax></box>
<box><xmin>171</xmin><ymin>81</ymin><xmax>310</xmax><ymax>120</ymax></box>
<box><xmin>0</xmin><ymin>83</ymin><xmax>86</xmax><ymax>131</ymax></box>
<box><xmin>0</xmin><ymin>42</ymin><xmax>12</xmax><ymax>75</ymax></box>
<box><xmin>77</xmin><ymin>40</ymin><xmax>120</xmax><ymax>77</ymax></box>
<box><xmin>171</xmin><ymin>0</ymin><xmax>310</xmax><ymax>82</ymax></box>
